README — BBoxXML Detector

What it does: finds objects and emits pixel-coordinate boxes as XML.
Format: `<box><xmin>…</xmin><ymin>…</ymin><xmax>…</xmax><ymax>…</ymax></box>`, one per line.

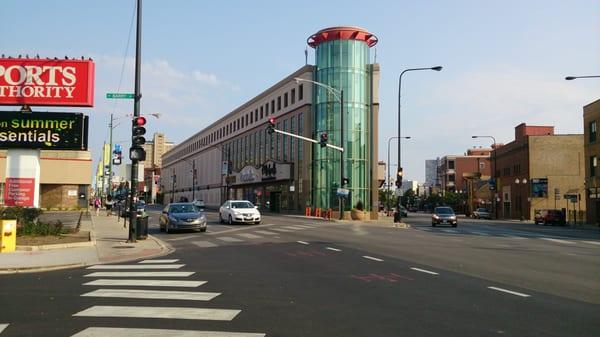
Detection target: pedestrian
<box><xmin>105</xmin><ymin>195</ymin><xmax>114</xmax><ymax>216</ymax></box>
<box><xmin>94</xmin><ymin>197</ymin><xmax>101</xmax><ymax>216</ymax></box>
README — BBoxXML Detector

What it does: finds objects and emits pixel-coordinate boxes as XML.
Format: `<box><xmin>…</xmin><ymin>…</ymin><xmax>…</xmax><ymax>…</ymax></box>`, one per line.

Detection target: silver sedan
<box><xmin>159</xmin><ymin>203</ymin><xmax>207</xmax><ymax>233</ymax></box>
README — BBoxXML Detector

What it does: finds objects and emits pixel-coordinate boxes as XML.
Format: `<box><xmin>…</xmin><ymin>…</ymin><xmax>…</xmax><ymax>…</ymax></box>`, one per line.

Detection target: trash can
<box><xmin>136</xmin><ymin>214</ymin><xmax>149</xmax><ymax>240</ymax></box>
<box><xmin>393</xmin><ymin>211</ymin><xmax>401</xmax><ymax>223</ymax></box>
<box><xmin>1</xmin><ymin>220</ymin><xmax>17</xmax><ymax>253</ymax></box>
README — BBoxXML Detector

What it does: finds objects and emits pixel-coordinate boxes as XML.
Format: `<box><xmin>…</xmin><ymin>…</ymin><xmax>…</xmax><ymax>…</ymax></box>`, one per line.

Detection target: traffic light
<box><xmin>395</xmin><ymin>167</ymin><xmax>403</xmax><ymax>188</ymax></box>
<box><xmin>130</xmin><ymin>116</ymin><xmax>147</xmax><ymax>161</ymax></box>
<box><xmin>267</xmin><ymin>117</ymin><xmax>276</xmax><ymax>134</ymax></box>
<box><xmin>488</xmin><ymin>178</ymin><xmax>496</xmax><ymax>191</ymax></box>
<box><xmin>342</xmin><ymin>177</ymin><xmax>349</xmax><ymax>186</ymax></box>
<box><xmin>319</xmin><ymin>132</ymin><xmax>328</xmax><ymax>148</ymax></box>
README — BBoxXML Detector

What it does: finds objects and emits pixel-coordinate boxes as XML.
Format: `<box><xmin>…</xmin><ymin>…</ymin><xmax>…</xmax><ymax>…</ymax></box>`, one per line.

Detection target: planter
<box><xmin>351</xmin><ymin>209</ymin><xmax>365</xmax><ymax>220</ymax></box>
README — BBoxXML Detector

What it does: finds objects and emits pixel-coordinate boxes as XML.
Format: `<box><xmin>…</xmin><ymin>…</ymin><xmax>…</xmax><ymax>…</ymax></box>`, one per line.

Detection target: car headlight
<box><xmin>450</xmin><ymin>216</ymin><xmax>456</xmax><ymax>220</ymax></box>
<box><xmin>433</xmin><ymin>215</ymin><xmax>440</xmax><ymax>219</ymax></box>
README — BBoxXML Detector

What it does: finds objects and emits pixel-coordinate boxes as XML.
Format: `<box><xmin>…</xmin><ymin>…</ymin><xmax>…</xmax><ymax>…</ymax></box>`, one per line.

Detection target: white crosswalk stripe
<box><xmin>138</xmin><ymin>259</ymin><xmax>179</xmax><ymax>264</ymax></box>
<box><xmin>167</xmin><ymin>235</ymin><xmax>196</xmax><ymax>241</ymax></box>
<box><xmin>191</xmin><ymin>240</ymin><xmax>218</xmax><ymax>248</ymax></box>
<box><xmin>73</xmin><ymin>305</ymin><xmax>241</xmax><ymax>321</ymax></box>
<box><xmin>84</xmin><ymin>271</ymin><xmax>194</xmax><ymax>278</ymax></box>
<box><xmin>236</xmin><ymin>233</ymin><xmax>262</xmax><ymax>239</ymax></box>
<box><xmin>87</xmin><ymin>264</ymin><xmax>184</xmax><ymax>270</ymax></box>
<box><xmin>293</xmin><ymin>225</ymin><xmax>313</xmax><ymax>229</ymax></box>
<box><xmin>582</xmin><ymin>240</ymin><xmax>600</xmax><ymax>246</ymax></box>
<box><xmin>283</xmin><ymin>226</ymin><xmax>306</xmax><ymax>230</ymax></box>
<box><xmin>254</xmin><ymin>230</ymin><xmax>277</xmax><ymax>235</ymax></box>
<box><xmin>71</xmin><ymin>327</ymin><xmax>265</xmax><ymax>337</ymax></box>
<box><xmin>541</xmin><ymin>238</ymin><xmax>575</xmax><ymax>244</ymax></box>
<box><xmin>217</xmin><ymin>236</ymin><xmax>244</xmax><ymax>242</ymax></box>
<box><xmin>271</xmin><ymin>228</ymin><xmax>291</xmax><ymax>232</ymax></box>
<box><xmin>468</xmin><ymin>231</ymin><xmax>489</xmax><ymax>236</ymax></box>
<box><xmin>441</xmin><ymin>229</ymin><xmax>458</xmax><ymax>233</ymax></box>
<box><xmin>81</xmin><ymin>289</ymin><xmax>220</xmax><ymax>301</ymax></box>
<box><xmin>83</xmin><ymin>279</ymin><xmax>206</xmax><ymax>287</ymax></box>
<box><xmin>0</xmin><ymin>324</ymin><xmax>8</xmax><ymax>334</ymax></box>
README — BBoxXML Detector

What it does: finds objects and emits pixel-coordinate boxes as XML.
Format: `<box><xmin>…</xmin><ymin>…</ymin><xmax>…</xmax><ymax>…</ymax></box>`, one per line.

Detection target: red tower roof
<box><xmin>307</xmin><ymin>26</ymin><xmax>378</xmax><ymax>48</ymax></box>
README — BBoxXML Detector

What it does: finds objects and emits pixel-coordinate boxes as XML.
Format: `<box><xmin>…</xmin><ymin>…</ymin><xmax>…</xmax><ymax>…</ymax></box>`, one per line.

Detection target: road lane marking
<box><xmin>236</xmin><ymin>233</ymin><xmax>262</xmax><ymax>239</ymax></box>
<box><xmin>81</xmin><ymin>289</ymin><xmax>220</xmax><ymax>301</ymax></box>
<box><xmin>488</xmin><ymin>286</ymin><xmax>531</xmax><ymax>297</ymax></box>
<box><xmin>541</xmin><ymin>238</ymin><xmax>575</xmax><ymax>244</ymax></box>
<box><xmin>293</xmin><ymin>225</ymin><xmax>313</xmax><ymax>229</ymax></box>
<box><xmin>441</xmin><ymin>229</ymin><xmax>458</xmax><ymax>233</ymax></box>
<box><xmin>326</xmin><ymin>247</ymin><xmax>342</xmax><ymax>252</ymax></box>
<box><xmin>469</xmin><ymin>231</ymin><xmax>489</xmax><ymax>236</ymax></box>
<box><xmin>83</xmin><ymin>279</ymin><xmax>205</xmax><ymax>287</ymax></box>
<box><xmin>73</xmin><ymin>305</ymin><xmax>240</xmax><ymax>321</ymax></box>
<box><xmin>303</xmin><ymin>224</ymin><xmax>317</xmax><ymax>227</ymax></box>
<box><xmin>167</xmin><ymin>235</ymin><xmax>196</xmax><ymax>241</ymax></box>
<box><xmin>271</xmin><ymin>228</ymin><xmax>291</xmax><ymax>232</ymax></box>
<box><xmin>297</xmin><ymin>241</ymin><xmax>309</xmax><ymax>245</ymax></box>
<box><xmin>284</xmin><ymin>226</ymin><xmax>306</xmax><ymax>230</ymax></box>
<box><xmin>217</xmin><ymin>236</ymin><xmax>243</xmax><ymax>242</ymax></box>
<box><xmin>362</xmin><ymin>256</ymin><xmax>384</xmax><ymax>262</ymax></box>
<box><xmin>0</xmin><ymin>324</ymin><xmax>7</xmax><ymax>334</ymax></box>
<box><xmin>254</xmin><ymin>230</ymin><xmax>277</xmax><ymax>235</ymax></box>
<box><xmin>582</xmin><ymin>240</ymin><xmax>600</xmax><ymax>246</ymax></box>
<box><xmin>87</xmin><ymin>264</ymin><xmax>184</xmax><ymax>270</ymax></box>
<box><xmin>139</xmin><ymin>259</ymin><xmax>179</xmax><ymax>264</ymax></box>
<box><xmin>84</xmin><ymin>271</ymin><xmax>194</xmax><ymax>278</ymax></box>
<box><xmin>71</xmin><ymin>327</ymin><xmax>266</xmax><ymax>337</ymax></box>
<box><xmin>192</xmin><ymin>241</ymin><xmax>218</xmax><ymax>248</ymax></box>
<box><xmin>410</xmin><ymin>267</ymin><xmax>439</xmax><ymax>275</ymax></box>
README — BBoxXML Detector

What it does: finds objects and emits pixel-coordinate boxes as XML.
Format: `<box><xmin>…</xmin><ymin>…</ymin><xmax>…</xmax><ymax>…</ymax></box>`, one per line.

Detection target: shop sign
<box><xmin>262</xmin><ymin>161</ymin><xmax>291</xmax><ymax>182</ymax></box>
<box><xmin>0</xmin><ymin>111</ymin><xmax>89</xmax><ymax>150</ymax></box>
<box><xmin>0</xmin><ymin>58</ymin><xmax>94</xmax><ymax>107</ymax></box>
<box><xmin>3</xmin><ymin>177</ymin><xmax>35</xmax><ymax>206</ymax></box>
<box><xmin>240</xmin><ymin>166</ymin><xmax>260</xmax><ymax>183</ymax></box>
<box><xmin>531</xmin><ymin>178</ymin><xmax>548</xmax><ymax>198</ymax></box>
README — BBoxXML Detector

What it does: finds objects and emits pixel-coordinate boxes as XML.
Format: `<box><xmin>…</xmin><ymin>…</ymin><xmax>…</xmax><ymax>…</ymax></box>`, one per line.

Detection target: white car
<box><xmin>219</xmin><ymin>200</ymin><xmax>261</xmax><ymax>225</ymax></box>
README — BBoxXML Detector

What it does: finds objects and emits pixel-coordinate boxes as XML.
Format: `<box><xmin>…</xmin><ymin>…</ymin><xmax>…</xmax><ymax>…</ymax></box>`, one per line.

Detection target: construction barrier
<box><xmin>305</xmin><ymin>207</ymin><xmax>311</xmax><ymax>216</ymax></box>
<box><xmin>326</xmin><ymin>208</ymin><xmax>333</xmax><ymax>220</ymax></box>
<box><xmin>315</xmin><ymin>208</ymin><xmax>322</xmax><ymax>217</ymax></box>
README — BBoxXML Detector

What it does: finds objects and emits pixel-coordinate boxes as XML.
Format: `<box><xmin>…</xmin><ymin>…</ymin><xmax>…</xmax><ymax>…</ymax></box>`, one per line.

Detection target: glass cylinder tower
<box><xmin>308</xmin><ymin>26</ymin><xmax>378</xmax><ymax>212</ymax></box>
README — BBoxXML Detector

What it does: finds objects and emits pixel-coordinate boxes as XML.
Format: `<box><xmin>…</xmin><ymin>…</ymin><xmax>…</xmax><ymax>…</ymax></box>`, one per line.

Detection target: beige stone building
<box><xmin>583</xmin><ymin>99</ymin><xmax>600</xmax><ymax>225</ymax></box>
<box><xmin>141</xmin><ymin>133</ymin><xmax>175</xmax><ymax>169</ymax></box>
<box><xmin>0</xmin><ymin>150</ymin><xmax>92</xmax><ymax>209</ymax></box>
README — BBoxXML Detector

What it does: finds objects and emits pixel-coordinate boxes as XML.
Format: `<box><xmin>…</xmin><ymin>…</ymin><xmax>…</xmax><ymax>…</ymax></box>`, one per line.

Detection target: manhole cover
<box><xmin>112</xmin><ymin>245</ymin><xmax>135</xmax><ymax>249</ymax></box>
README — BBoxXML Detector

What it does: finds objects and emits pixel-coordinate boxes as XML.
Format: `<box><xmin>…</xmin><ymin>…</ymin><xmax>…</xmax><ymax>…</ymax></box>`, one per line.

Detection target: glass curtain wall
<box><xmin>313</xmin><ymin>39</ymin><xmax>371</xmax><ymax>210</ymax></box>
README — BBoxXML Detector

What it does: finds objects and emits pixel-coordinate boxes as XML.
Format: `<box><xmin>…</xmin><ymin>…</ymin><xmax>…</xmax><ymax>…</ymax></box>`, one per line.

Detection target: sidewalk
<box><xmin>0</xmin><ymin>211</ymin><xmax>172</xmax><ymax>274</ymax></box>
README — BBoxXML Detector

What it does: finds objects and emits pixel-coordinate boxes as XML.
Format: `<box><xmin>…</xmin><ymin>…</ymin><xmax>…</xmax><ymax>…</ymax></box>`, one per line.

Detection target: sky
<box><xmin>2</xmin><ymin>0</ymin><xmax>599</xmax><ymax>183</ymax></box>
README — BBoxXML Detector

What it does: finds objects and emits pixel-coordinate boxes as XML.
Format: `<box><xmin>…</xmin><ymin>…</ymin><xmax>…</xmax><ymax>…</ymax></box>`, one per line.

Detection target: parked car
<box><xmin>432</xmin><ymin>206</ymin><xmax>458</xmax><ymax>227</ymax></box>
<box><xmin>159</xmin><ymin>202</ymin><xmax>207</xmax><ymax>233</ymax></box>
<box><xmin>117</xmin><ymin>199</ymin><xmax>145</xmax><ymax>218</ymax></box>
<box><xmin>534</xmin><ymin>209</ymin><xmax>564</xmax><ymax>225</ymax></box>
<box><xmin>472</xmin><ymin>208</ymin><xmax>491</xmax><ymax>219</ymax></box>
<box><xmin>193</xmin><ymin>199</ymin><xmax>206</xmax><ymax>211</ymax></box>
<box><xmin>219</xmin><ymin>200</ymin><xmax>261</xmax><ymax>225</ymax></box>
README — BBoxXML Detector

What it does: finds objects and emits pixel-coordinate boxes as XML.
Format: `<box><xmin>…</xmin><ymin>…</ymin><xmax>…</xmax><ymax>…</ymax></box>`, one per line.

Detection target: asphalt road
<box><xmin>0</xmin><ymin>209</ymin><xmax>598</xmax><ymax>336</ymax></box>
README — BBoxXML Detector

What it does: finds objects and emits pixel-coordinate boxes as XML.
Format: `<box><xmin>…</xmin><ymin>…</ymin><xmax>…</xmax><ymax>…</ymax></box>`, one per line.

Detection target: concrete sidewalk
<box><xmin>0</xmin><ymin>211</ymin><xmax>172</xmax><ymax>274</ymax></box>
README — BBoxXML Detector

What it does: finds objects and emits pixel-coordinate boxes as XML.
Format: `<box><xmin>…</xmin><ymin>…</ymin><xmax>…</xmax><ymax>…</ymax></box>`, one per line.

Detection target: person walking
<box><xmin>94</xmin><ymin>197</ymin><xmax>101</xmax><ymax>216</ymax></box>
<box><xmin>105</xmin><ymin>195</ymin><xmax>114</xmax><ymax>216</ymax></box>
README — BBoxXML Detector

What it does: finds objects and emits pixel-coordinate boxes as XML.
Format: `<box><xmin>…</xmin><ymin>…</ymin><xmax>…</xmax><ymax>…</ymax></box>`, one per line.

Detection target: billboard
<box><xmin>0</xmin><ymin>111</ymin><xmax>89</xmax><ymax>150</ymax></box>
<box><xmin>531</xmin><ymin>178</ymin><xmax>548</xmax><ymax>198</ymax></box>
<box><xmin>3</xmin><ymin>177</ymin><xmax>35</xmax><ymax>207</ymax></box>
<box><xmin>0</xmin><ymin>58</ymin><xmax>95</xmax><ymax>107</ymax></box>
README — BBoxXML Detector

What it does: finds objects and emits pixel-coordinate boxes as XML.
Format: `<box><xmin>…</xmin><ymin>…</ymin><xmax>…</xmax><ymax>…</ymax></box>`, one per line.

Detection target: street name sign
<box><xmin>106</xmin><ymin>93</ymin><xmax>134</xmax><ymax>99</ymax></box>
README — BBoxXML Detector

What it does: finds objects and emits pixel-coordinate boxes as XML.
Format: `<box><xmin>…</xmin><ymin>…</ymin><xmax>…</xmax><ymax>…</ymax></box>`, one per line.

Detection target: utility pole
<box><xmin>192</xmin><ymin>159</ymin><xmax>195</xmax><ymax>201</ymax></box>
<box><xmin>108</xmin><ymin>113</ymin><xmax>114</xmax><ymax>197</ymax></box>
<box><xmin>128</xmin><ymin>0</ymin><xmax>142</xmax><ymax>243</ymax></box>
<box><xmin>339</xmin><ymin>89</ymin><xmax>345</xmax><ymax>220</ymax></box>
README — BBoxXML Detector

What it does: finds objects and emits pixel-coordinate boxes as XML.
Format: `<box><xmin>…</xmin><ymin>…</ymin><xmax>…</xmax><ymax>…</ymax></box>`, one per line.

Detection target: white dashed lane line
<box><xmin>362</xmin><ymin>256</ymin><xmax>384</xmax><ymax>262</ymax></box>
<box><xmin>296</xmin><ymin>241</ymin><xmax>309</xmax><ymax>245</ymax></box>
<box><xmin>326</xmin><ymin>247</ymin><xmax>342</xmax><ymax>252</ymax></box>
<box><xmin>410</xmin><ymin>267</ymin><xmax>439</xmax><ymax>275</ymax></box>
<box><xmin>488</xmin><ymin>286</ymin><xmax>531</xmax><ymax>298</ymax></box>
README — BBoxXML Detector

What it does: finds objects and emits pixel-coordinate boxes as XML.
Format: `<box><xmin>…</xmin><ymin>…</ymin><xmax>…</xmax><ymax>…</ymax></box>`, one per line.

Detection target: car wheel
<box><xmin>228</xmin><ymin>215</ymin><xmax>233</xmax><ymax>225</ymax></box>
<box><xmin>255</xmin><ymin>221</ymin><xmax>261</xmax><ymax>225</ymax></box>
<box><xmin>200</xmin><ymin>228</ymin><xmax>207</xmax><ymax>232</ymax></box>
<box><xmin>219</xmin><ymin>213</ymin><xmax>224</xmax><ymax>224</ymax></box>
<box><xmin>432</xmin><ymin>222</ymin><xmax>436</xmax><ymax>227</ymax></box>
<box><xmin>452</xmin><ymin>223</ymin><xmax>458</xmax><ymax>228</ymax></box>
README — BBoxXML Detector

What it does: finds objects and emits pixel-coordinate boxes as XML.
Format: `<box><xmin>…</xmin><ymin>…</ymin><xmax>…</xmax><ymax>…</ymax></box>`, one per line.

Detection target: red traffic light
<box><xmin>135</xmin><ymin>116</ymin><xmax>147</xmax><ymax>126</ymax></box>
<box><xmin>268</xmin><ymin>117</ymin><xmax>276</xmax><ymax>126</ymax></box>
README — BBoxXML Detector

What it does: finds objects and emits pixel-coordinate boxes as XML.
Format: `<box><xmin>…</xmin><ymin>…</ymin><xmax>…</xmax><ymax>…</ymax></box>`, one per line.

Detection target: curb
<box><xmin>0</xmin><ymin>262</ymin><xmax>91</xmax><ymax>275</ymax></box>
<box><xmin>94</xmin><ymin>234</ymin><xmax>175</xmax><ymax>265</ymax></box>
<box><xmin>16</xmin><ymin>239</ymin><xmax>95</xmax><ymax>251</ymax></box>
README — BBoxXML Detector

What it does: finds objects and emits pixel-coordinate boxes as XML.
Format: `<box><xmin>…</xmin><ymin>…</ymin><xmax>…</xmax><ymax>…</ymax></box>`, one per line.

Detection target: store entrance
<box><xmin>270</xmin><ymin>192</ymin><xmax>281</xmax><ymax>213</ymax></box>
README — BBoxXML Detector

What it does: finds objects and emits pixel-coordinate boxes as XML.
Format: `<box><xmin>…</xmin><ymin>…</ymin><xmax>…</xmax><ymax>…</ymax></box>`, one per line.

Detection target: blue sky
<box><xmin>2</xmin><ymin>0</ymin><xmax>599</xmax><ymax>183</ymax></box>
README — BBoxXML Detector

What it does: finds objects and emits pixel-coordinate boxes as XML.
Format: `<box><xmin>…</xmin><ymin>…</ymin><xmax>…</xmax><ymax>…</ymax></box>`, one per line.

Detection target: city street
<box><xmin>0</xmin><ymin>209</ymin><xmax>598</xmax><ymax>336</ymax></box>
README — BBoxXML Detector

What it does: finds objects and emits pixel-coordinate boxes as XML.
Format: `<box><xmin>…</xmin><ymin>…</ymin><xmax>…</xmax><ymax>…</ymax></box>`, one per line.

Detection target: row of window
<box><xmin>497</xmin><ymin>163</ymin><xmax>522</xmax><ymax>178</ymax></box>
<box><xmin>165</xmin><ymin>84</ymin><xmax>305</xmax><ymax>165</ymax></box>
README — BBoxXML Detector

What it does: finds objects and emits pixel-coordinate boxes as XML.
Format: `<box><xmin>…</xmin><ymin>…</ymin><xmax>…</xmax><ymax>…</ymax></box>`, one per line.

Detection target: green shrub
<box><xmin>0</xmin><ymin>207</ymin><xmax>43</xmax><ymax>226</ymax></box>
<box><xmin>355</xmin><ymin>200</ymin><xmax>364</xmax><ymax>211</ymax></box>
<box><xmin>18</xmin><ymin>221</ymin><xmax>64</xmax><ymax>236</ymax></box>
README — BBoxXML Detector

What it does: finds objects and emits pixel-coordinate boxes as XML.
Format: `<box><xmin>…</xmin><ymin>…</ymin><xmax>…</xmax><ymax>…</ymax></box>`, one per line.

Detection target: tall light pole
<box><xmin>565</xmin><ymin>75</ymin><xmax>600</xmax><ymax>80</ymax></box>
<box><xmin>294</xmin><ymin>78</ymin><xmax>345</xmax><ymax>219</ymax></box>
<box><xmin>387</xmin><ymin>136</ymin><xmax>410</xmax><ymax>215</ymax></box>
<box><xmin>472</xmin><ymin>135</ymin><xmax>497</xmax><ymax>218</ymax></box>
<box><xmin>396</xmin><ymin>66</ymin><xmax>442</xmax><ymax>222</ymax></box>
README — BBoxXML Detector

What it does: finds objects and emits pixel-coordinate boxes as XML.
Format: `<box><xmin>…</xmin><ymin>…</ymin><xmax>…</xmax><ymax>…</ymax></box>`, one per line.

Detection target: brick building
<box><xmin>583</xmin><ymin>99</ymin><xmax>600</xmax><ymax>225</ymax></box>
<box><xmin>437</xmin><ymin>148</ymin><xmax>492</xmax><ymax>193</ymax></box>
<box><xmin>493</xmin><ymin>123</ymin><xmax>585</xmax><ymax>221</ymax></box>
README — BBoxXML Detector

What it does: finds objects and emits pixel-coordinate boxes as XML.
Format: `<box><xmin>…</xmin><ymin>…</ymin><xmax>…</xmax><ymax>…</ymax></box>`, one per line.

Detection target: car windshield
<box><xmin>435</xmin><ymin>207</ymin><xmax>454</xmax><ymax>214</ymax></box>
<box><xmin>170</xmin><ymin>204</ymin><xmax>200</xmax><ymax>213</ymax></box>
<box><xmin>231</xmin><ymin>201</ymin><xmax>254</xmax><ymax>209</ymax></box>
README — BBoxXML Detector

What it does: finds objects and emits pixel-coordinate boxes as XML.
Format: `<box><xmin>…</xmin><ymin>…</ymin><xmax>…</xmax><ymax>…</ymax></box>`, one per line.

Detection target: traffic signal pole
<box><xmin>108</xmin><ymin>113</ymin><xmax>113</xmax><ymax>197</ymax></box>
<box><xmin>128</xmin><ymin>0</ymin><xmax>142</xmax><ymax>243</ymax></box>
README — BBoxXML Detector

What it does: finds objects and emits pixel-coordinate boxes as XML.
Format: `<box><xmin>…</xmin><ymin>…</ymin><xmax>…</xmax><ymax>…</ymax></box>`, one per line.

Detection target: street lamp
<box><xmin>515</xmin><ymin>178</ymin><xmax>527</xmax><ymax>220</ymax></box>
<box><xmin>565</xmin><ymin>75</ymin><xmax>600</xmax><ymax>80</ymax></box>
<box><xmin>472</xmin><ymin>135</ymin><xmax>498</xmax><ymax>218</ymax></box>
<box><xmin>387</xmin><ymin>136</ymin><xmax>411</xmax><ymax>215</ymax></box>
<box><xmin>396</xmin><ymin>66</ymin><xmax>442</xmax><ymax>222</ymax></box>
<box><xmin>295</xmin><ymin>77</ymin><xmax>345</xmax><ymax>219</ymax></box>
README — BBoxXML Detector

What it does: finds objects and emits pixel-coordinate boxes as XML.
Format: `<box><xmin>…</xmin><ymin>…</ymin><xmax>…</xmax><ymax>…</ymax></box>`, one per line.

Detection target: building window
<box><xmin>291</xmin><ymin>89</ymin><xmax>296</xmax><ymax>105</ymax></box>
<box><xmin>276</xmin><ymin>122</ymin><xmax>281</xmax><ymax>160</ymax></box>
<box><xmin>255</xmin><ymin>109</ymin><xmax>258</xmax><ymax>122</ymax></box>
<box><xmin>260</xmin><ymin>106</ymin><xmax>264</xmax><ymax>119</ymax></box>
<box><xmin>250</xmin><ymin>111</ymin><xmax>253</xmax><ymax>124</ymax></box>
<box><xmin>290</xmin><ymin>116</ymin><xmax>295</xmax><ymax>162</ymax></box>
<box><xmin>265</xmin><ymin>103</ymin><xmax>269</xmax><ymax>116</ymax></box>
<box><xmin>277</xmin><ymin>96</ymin><xmax>281</xmax><ymax>111</ymax></box>
<box><xmin>448</xmin><ymin>174</ymin><xmax>455</xmax><ymax>182</ymax></box>
<box><xmin>284</xmin><ymin>93</ymin><xmax>288</xmax><ymax>108</ymax></box>
<box><xmin>590</xmin><ymin>121</ymin><xmax>597</xmax><ymax>143</ymax></box>
<box><xmin>503</xmin><ymin>167</ymin><xmax>511</xmax><ymax>176</ymax></box>
<box><xmin>283</xmin><ymin>119</ymin><xmax>288</xmax><ymax>161</ymax></box>
<box><xmin>448</xmin><ymin>160</ymin><xmax>455</xmax><ymax>169</ymax></box>
<box><xmin>271</xmin><ymin>99</ymin><xmax>275</xmax><ymax>114</ymax></box>
<box><xmin>299</xmin><ymin>84</ymin><xmax>303</xmax><ymax>100</ymax></box>
<box><xmin>591</xmin><ymin>156</ymin><xmax>597</xmax><ymax>177</ymax></box>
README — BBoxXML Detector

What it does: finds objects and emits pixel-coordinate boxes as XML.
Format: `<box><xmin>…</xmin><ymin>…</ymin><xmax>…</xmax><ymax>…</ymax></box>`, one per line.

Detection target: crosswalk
<box><xmin>72</xmin><ymin>258</ymin><xmax>265</xmax><ymax>336</ymax></box>
<box><xmin>417</xmin><ymin>227</ymin><xmax>600</xmax><ymax>247</ymax></box>
<box><xmin>167</xmin><ymin>223</ymin><xmax>318</xmax><ymax>249</ymax></box>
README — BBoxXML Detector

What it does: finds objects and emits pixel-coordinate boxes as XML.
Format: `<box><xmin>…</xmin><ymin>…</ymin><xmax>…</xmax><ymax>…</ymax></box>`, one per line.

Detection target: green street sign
<box><xmin>106</xmin><ymin>93</ymin><xmax>135</xmax><ymax>99</ymax></box>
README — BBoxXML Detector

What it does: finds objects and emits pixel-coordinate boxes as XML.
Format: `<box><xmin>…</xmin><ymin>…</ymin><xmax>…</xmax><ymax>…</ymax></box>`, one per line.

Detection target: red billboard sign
<box><xmin>3</xmin><ymin>177</ymin><xmax>35</xmax><ymax>207</ymax></box>
<box><xmin>0</xmin><ymin>58</ymin><xmax>94</xmax><ymax>107</ymax></box>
